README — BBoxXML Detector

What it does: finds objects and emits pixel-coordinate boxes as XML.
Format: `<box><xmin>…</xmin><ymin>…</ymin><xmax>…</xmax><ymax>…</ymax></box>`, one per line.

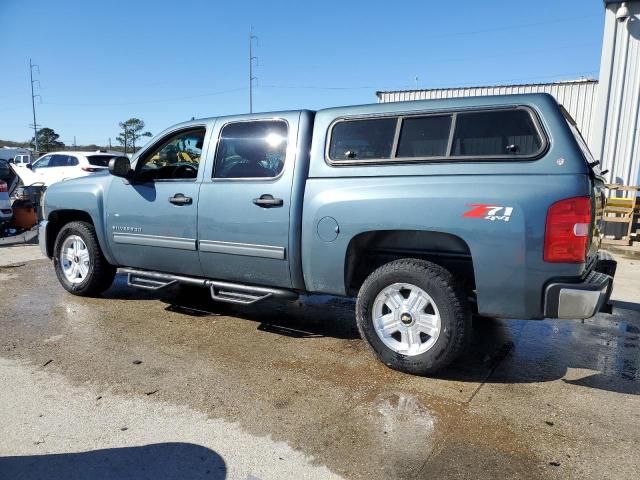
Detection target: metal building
<box><xmin>377</xmin><ymin>1</ymin><xmax>640</xmax><ymax>187</ymax></box>
<box><xmin>592</xmin><ymin>1</ymin><xmax>640</xmax><ymax>186</ymax></box>
<box><xmin>377</xmin><ymin>79</ymin><xmax>599</xmax><ymax>148</ymax></box>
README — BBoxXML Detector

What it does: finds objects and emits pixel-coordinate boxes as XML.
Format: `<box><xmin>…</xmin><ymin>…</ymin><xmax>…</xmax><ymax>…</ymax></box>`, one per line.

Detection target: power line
<box><xmin>42</xmin><ymin>87</ymin><xmax>247</xmax><ymax>107</ymax></box>
<box><xmin>420</xmin><ymin>13</ymin><xmax>600</xmax><ymax>40</ymax></box>
<box><xmin>249</xmin><ymin>26</ymin><xmax>258</xmax><ymax>113</ymax></box>
<box><xmin>393</xmin><ymin>42</ymin><xmax>600</xmax><ymax>66</ymax></box>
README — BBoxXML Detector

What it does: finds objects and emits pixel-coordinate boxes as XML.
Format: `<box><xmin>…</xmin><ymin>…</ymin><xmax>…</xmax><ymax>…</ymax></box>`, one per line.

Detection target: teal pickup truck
<box><xmin>39</xmin><ymin>94</ymin><xmax>616</xmax><ymax>375</ymax></box>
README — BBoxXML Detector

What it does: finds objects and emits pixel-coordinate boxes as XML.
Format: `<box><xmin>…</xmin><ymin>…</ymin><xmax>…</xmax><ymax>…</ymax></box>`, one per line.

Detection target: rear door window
<box><xmin>451</xmin><ymin>109</ymin><xmax>542</xmax><ymax>157</ymax></box>
<box><xmin>328</xmin><ymin>117</ymin><xmax>397</xmax><ymax>161</ymax></box>
<box><xmin>214</xmin><ymin>120</ymin><xmax>288</xmax><ymax>179</ymax></box>
<box><xmin>49</xmin><ymin>155</ymin><xmax>72</xmax><ymax>167</ymax></box>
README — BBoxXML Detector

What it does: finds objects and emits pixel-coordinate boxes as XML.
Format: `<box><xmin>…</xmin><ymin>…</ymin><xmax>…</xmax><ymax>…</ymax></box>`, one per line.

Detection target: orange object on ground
<box><xmin>11</xmin><ymin>205</ymin><xmax>38</xmax><ymax>230</ymax></box>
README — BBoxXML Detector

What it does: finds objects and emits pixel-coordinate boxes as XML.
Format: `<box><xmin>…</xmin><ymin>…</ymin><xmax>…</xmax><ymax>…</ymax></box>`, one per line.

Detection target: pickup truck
<box><xmin>39</xmin><ymin>93</ymin><xmax>616</xmax><ymax>375</ymax></box>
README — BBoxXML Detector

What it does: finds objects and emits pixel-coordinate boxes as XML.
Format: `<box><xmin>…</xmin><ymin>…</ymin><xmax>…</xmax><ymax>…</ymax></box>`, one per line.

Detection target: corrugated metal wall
<box><xmin>591</xmin><ymin>1</ymin><xmax>640</xmax><ymax>187</ymax></box>
<box><xmin>377</xmin><ymin>80</ymin><xmax>599</xmax><ymax>147</ymax></box>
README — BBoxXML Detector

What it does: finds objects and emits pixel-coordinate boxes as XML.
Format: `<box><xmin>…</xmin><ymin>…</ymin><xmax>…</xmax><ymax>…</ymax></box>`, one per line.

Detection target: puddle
<box><xmin>374</xmin><ymin>392</ymin><xmax>436</xmax><ymax>440</ymax></box>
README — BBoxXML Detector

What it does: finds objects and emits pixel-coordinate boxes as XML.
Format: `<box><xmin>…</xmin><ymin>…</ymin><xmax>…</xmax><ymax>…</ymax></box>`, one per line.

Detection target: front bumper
<box><xmin>543</xmin><ymin>251</ymin><xmax>616</xmax><ymax>319</ymax></box>
<box><xmin>38</xmin><ymin>220</ymin><xmax>49</xmax><ymax>257</ymax></box>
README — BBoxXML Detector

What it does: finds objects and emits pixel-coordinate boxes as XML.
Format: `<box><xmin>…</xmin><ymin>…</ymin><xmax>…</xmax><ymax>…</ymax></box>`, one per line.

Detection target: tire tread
<box><xmin>355</xmin><ymin>258</ymin><xmax>470</xmax><ymax>375</ymax></box>
<box><xmin>53</xmin><ymin>221</ymin><xmax>116</xmax><ymax>296</ymax></box>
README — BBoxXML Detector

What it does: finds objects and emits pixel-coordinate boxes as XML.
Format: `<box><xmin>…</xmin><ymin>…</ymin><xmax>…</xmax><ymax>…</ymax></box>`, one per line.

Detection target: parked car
<box><xmin>39</xmin><ymin>94</ymin><xmax>616</xmax><ymax>375</ymax></box>
<box><xmin>0</xmin><ymin>180</ymin><xmax>13</xmax><ymax>227</ymax></box>
<box><xmin>24</xmin><ymin>151</ymin><xmax>128</xmax><ymax>187</ymax></box>
<box><xmin>0</xmin><ymin>159</ymin><xmax>13</xmax><ymax>183</ymax></box>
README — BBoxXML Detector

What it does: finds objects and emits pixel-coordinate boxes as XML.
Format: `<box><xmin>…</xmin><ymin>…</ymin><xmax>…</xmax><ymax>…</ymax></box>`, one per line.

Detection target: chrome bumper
<box><xmin>38</xmin><ymin>220</ymin><xmax>49</xmax><ymax>257</ymax></box>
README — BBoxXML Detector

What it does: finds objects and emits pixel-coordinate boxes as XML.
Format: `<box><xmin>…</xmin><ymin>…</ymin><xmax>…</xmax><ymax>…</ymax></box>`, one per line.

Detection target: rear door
<box><xmin>58</xmin><ymin>154</ymin><xmax>80</xmax><ymax>181</ymax></box>
<box><xmin>198</xmin><ymin>114</ymin><xmax>299</xmax><ymax>288</ymax></box>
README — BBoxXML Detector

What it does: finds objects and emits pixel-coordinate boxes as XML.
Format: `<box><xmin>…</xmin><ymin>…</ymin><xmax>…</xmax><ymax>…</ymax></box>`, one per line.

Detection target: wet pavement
<box><xmin>1</xmin><ymin>255</ymin><xmax>639</xmax><ymax>479</ymax></box>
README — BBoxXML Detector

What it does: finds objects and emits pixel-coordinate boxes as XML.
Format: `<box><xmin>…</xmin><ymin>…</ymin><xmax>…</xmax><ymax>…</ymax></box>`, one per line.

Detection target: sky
<box><xmin>0</xmin><ymin>0</ymin><xmax>605</xmax><ymax>147</ymax></box>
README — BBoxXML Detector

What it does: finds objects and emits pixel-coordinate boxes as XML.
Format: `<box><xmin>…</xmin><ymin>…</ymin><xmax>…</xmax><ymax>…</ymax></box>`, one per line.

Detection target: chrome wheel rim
<box><xmin>60</xmin><ymin>235</ymin><xmax>90</xmax><ymax>284</ymax></box>
<box><xmin>372</xmin><ymin>283</ymin><xmax>441</xmax><ymax>356</ymax></box>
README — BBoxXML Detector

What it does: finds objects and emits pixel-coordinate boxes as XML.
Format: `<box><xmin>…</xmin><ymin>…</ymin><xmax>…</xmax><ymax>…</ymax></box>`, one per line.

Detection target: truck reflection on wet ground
<box><xmin>156</xmin><ymin>274</ymin><xmax>640</xmax><ymax>396</ymax></box>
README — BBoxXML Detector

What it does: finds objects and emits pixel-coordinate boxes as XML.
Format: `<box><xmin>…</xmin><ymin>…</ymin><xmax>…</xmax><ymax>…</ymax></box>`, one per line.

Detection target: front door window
<box><xmin>136</xmin><ymin>128</ymin><xmax>205</xmax><ymax>182</ymax></box>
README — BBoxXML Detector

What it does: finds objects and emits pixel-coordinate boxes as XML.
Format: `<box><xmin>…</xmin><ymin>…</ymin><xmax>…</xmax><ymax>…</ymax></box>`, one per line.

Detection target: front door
<box><xmin>106</xmin><ymin>126</ymin><xmax>208</xmax><ymax>275</ymax></box>
<box><xmin>198</xmin><ymin>116</ymin><xmax>298</xmax><ymax>288</ymax></box>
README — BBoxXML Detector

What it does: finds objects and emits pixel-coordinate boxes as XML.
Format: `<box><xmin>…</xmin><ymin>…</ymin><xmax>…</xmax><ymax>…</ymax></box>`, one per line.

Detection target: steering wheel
<box><xmin>171</xmin><ymin>164</ymin><xmax>197</xmax><ymax>179</ymax></box>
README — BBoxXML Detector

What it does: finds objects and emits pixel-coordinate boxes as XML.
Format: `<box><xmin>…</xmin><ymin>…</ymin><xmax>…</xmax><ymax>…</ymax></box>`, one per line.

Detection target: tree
<box><xmin>31</xmin><ymin>127</ymin><xmax>65</xmax><ymax>152</ymax></box>
<box><xmin>116</xmin><ymin>118</ymin><xmax>152</xmax><ymax>154</ymax></box>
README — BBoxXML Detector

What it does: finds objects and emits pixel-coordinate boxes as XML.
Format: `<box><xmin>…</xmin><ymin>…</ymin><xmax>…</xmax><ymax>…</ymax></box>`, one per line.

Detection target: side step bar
<box><xmin>119</xmin><ymin>268</ymin><xmax>298</xmax><ymax>305</ymax></box>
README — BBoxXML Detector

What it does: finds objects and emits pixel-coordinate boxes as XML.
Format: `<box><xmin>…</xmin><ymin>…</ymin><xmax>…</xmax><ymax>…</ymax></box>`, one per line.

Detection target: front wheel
<box><xmin>356</xmin><ymin>259</ymin><xmax>471</xmax><ymax>375</ymax></box>
<box><xmin>53</xmin><ymin>221</ymin><xmax>116</xmax><ymax>296</ymax></box>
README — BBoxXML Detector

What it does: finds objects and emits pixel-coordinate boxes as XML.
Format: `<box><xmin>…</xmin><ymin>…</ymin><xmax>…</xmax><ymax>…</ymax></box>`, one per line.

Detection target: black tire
<box><xmin>356</xmin><ymin>258</ymin><xmax>471</xmax><ymax>375</ymax></box>
<box><xmin>53</xmin><ymin>221</ymin><xmax>116</xmax><ymax>296</ymax></box>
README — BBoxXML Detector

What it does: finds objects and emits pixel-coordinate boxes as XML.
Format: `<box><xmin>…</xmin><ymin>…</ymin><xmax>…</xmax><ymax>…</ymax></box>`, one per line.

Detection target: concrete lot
<box><xmin>0</xmin><ymin>245</ymin><xmax>639</xmax><ymax>479</ymax></box>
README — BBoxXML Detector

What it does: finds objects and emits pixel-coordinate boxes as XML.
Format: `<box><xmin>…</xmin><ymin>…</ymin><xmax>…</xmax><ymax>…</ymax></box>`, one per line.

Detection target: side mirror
<box><xmin>26</xmin><ymin>163</ymin><xmax>33</xmax><ymax>170</ymax></box>
<box><xmin>108</xmin><ymin>157</ymin><xmax>132</xmax><ymax>178</ymax></box>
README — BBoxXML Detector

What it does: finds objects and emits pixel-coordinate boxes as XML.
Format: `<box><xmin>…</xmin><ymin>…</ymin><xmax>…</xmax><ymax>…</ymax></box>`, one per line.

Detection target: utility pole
<box><xmin>249</xmin><ymin>27</ymin><xmax>258</xmax><ymax>113</ymax></box>
<box><xmin>73</xmin><ymin>136</ymin><xmax>77</xmax><ymax>148</ymax></box>
<box><xmin>29</xmin><ymin>59</ymin><xmax>41</xmax><ymax>153</ymax></box>
<box><xmin>108</xmin><ymin>137</ymin><xmax>112</xmax><ymax>149</ymax></box>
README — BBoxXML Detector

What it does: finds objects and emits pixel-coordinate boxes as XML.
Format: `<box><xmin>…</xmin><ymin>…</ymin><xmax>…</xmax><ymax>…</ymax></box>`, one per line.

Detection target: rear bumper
<box><xmin>543</xmin><ymin>251</ymin><xmax>616</xmax><ymax>319</ymax></box>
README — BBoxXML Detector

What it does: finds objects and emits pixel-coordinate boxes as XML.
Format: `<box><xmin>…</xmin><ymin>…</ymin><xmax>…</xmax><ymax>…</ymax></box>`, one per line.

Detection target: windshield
<box><xmin>559</xmin><ymin>104</ymin><xmax>601</xmax><ymax>175</ymax></box>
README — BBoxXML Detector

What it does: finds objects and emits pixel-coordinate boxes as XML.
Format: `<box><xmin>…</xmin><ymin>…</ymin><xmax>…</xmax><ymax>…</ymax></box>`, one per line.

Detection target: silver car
<box><xmin>0</xmin><ymin>182</ymin><xmax>12</xmax><ymax>226</ymax></box>
<box><xmin>0</xmin><ymin>160</ymin><xmax>14</xmax><ymax>226</ymax></box>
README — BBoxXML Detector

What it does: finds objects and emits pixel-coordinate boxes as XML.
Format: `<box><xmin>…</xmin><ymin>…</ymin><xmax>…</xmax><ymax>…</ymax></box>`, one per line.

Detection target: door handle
<box><xmin>169</xmin><ymin>193</ymin><xmax>192</xmax><ymax>205</ymax></box>
<box><xmin>253</xmin><ymin>194</ymin><xmax>283</xmax><ymax>208</ymax></box>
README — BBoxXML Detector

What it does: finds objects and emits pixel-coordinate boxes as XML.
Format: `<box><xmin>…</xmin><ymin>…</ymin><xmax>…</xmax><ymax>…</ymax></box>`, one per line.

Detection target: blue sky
<box><xmin>0</xmin><ymin>0</ymin><xmax>605</xmax><ymax>147</ymax></box>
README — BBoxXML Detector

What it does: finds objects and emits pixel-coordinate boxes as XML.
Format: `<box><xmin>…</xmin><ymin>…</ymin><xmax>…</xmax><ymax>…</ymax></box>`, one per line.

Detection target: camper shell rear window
<box><xmin>326</xmin><ymin>106</ymin><xmax>547</xmax><ymax>165</ymax></box>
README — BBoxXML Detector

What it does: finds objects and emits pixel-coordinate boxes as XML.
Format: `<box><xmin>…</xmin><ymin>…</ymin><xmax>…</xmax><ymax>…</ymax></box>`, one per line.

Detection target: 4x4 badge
<box><xmin>464</xmin><ymin>204</ymin><xmax>514</xmax><ymax>222</ymax></box>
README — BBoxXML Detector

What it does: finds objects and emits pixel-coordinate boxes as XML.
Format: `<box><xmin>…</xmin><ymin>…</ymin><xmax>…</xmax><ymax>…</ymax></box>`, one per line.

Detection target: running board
<box><xmin>119</xmin><ymin>268</ymin><xmax>298</xmax><ymax>305</ymax></box>
<box><xmin>127</xmin><ymin>273</ymin><xmax>178</xmax><ymax>291</ymax></box>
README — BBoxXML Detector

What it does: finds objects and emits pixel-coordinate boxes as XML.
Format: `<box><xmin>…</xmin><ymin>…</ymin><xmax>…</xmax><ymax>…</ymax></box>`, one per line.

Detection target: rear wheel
<box><xmin>356</xmin><ymin>258</ymin><xmax>471</xmax><ymax>375</ymax></box>
<box><xmin>53</xmin><ymin>221</ymin><xmax>116</xmax><ymax>296</ymax></box>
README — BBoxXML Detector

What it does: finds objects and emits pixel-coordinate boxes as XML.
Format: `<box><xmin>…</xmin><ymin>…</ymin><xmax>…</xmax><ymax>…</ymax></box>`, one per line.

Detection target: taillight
<box><xmin>0</xmin><ymin>181</ymin><xmax>7</xmax><ymax>193</ymax></box>
<box><xmin>544</xmin><ymin>196</ymin><xmax>591</xmax><ymax>263</ymax></box>
<box><xmin>81</xmin><ymin>167</ymin><xmax>101</xmax><ymax>172</ymax></box>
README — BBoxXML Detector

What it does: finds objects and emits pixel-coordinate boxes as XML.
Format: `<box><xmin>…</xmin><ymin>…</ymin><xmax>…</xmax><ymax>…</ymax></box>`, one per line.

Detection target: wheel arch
<box><xmin>344</xmin><ymin>230</ymin><xmax>476</xmax><ymax>297</ymax></box>
<box><xmin>45</xmin><ymin>209</ymin><xmax>114</xmax><ymax>264</ymax></box>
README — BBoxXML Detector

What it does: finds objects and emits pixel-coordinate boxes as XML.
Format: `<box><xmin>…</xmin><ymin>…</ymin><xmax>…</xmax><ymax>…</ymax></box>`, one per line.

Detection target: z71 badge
<box><xmin>463</xmin><ymin>204</ymin><xmax>514</xmax><ymax>222</ymax></box>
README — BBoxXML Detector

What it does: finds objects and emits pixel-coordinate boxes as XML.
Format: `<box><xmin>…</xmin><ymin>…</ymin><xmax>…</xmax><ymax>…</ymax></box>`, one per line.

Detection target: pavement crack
<box><xmin>465</xmin><ymin>321</ymin><xmax>528</xmax><ymax>404</ymax></box>
<box><xmin>465</xmin><ymin>341</ymin><xmax>514</xmax><ymax>404</ymax></box>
